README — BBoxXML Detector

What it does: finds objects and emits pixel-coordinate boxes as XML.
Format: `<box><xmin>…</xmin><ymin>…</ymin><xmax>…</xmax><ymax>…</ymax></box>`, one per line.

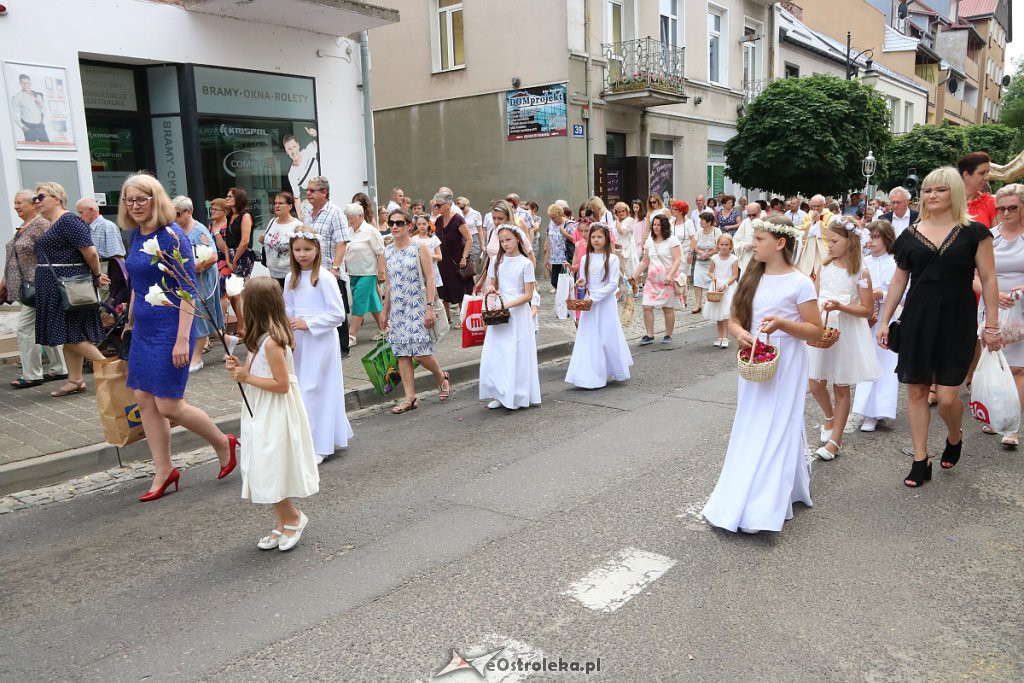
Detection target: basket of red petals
<box><xmin>737</xmin><ymin>334</ymin><xmax>779</xmax><ymax>383</ymax></box>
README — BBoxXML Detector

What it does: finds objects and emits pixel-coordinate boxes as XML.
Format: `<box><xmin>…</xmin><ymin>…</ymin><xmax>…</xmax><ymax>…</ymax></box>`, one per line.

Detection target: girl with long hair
<box><xmin>226</xmin><ymin>277</ymin><xmax>319</xmax><ymax>551</ymax></box>
<box><xmin>284</xmin><ymin>228</ymin><xmax>353</xmax><ymax>464</ymax></box>
<box><xmin>701</xmin><ymin>216</ymin><xmax>822</xmax><ymax>534</ymax></box>
<box><xmin>565</xmin><ymin>225</ymin><xmax>633</xmax><ymax>389</ymax></box>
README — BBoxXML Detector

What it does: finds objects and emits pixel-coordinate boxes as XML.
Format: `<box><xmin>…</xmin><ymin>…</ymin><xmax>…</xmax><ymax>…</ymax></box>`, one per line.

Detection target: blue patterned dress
<box><xmin>185</xmin><ymin>222</ymin><xmax>224</xmax><ymax>337</ymax></box>
<box><xmin>34</xmin><ymin>213</ymin><xmax>104</xmax><ymax>346</ymax></box>
<box><xmin>385</xmin><ymin>243</ymin><xmax>432</xmax><ymax>357</ymax></box>
<box><xmin>126</xmin><ymin>224</ymin><xmax>198</xmax><ymax>399</ymax></box>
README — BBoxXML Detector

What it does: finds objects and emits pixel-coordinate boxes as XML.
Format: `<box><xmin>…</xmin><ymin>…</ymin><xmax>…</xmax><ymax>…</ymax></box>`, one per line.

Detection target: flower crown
<box><xmin>830</xmin><ymin>216</ymin><xmax>859</xmax><ymax>233</ymax></box>
<box><xmin>283</xmin><ymin>229</ymin><xmax>323</xmax><ymax>245</ymax></box>
<box><xmin>752</xmin><ymin>218</ymin><xmax>801</xmax><ymax>239</ymax></box>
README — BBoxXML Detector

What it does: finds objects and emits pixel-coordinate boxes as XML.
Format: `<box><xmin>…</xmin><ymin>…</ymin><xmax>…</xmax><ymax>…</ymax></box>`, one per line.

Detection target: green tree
<box><xmin>724</xmin><ymin>75</ymin><xmax>891</xmax><ymax>197</ymax></box>
<box><xmin>1000</xmin><ymin>59</ymin><xmax>1024</xmax><ymax>130</ymax></box>
<box><xmin>881</xmin><ymin>122</ymin><xmax>966</xmax><ymax>190</ymax></box>
<box><xmin>963</xmin><ymin>123</ymin><xmax>1017</xmax><ymax>164</ymax></box>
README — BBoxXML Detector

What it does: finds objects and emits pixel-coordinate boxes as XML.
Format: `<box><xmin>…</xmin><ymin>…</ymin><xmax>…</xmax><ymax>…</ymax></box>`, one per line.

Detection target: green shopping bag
<box><xmin>361</xmin><ymin>339</ymin><xmax>402</xmax><ymax>395</ymax></box>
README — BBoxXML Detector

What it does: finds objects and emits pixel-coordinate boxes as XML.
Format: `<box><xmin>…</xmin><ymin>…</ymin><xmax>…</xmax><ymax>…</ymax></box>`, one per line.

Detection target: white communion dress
<box><xmin>240</xmin><ymin>336</ymin><xmax>320</xmax><ymax>505</ymax></box>
<box><xmin>702</xmin><ymin>270</ymin><xmax>816</xmax><ymax>533</ymax></box>
<box><xmin>807</xmin><ymin>263</ymin><xmax>879</xmax><ymax>385</ymax></box>
<box><xmin>702</xmin><ymin>253</ymin><xmax>739</xmax><ymax>322</ymax></box>
<box><xmin>853</xmin><ymin>253</ymin><xmax>899</xmax><ymax>420</ymax></box>
<box><xmin>479</xmin><ymin>254</ymin><xmax>541</xmax><ymax>409</ymax></box>
<box><xmin>284</xmin><ymin>267</ymin><xmax>354</xmax><ymax>461</ymax></box>
<box><xmin>565</xmin><ymin>253</ymin><xmax>633</xmax><ymax>388</ymax></box>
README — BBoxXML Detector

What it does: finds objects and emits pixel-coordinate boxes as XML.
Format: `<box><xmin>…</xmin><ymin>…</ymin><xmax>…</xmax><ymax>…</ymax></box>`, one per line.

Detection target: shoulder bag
<box><xmin>39</xmin><ymin>249</ymin><xmax>100</xmax><ymax>313</ymax></box>
<box><xmin>12</xmin><ymin>235</ymin><xmax>35</xmax><ymax>307</ymax></box>
<box><xmin>887</xmin><ymin>224</ymin><xmax>939</xmax><ymax>354</ymax></box>
<box><xmin>414</xmin><ymin>244</ymin><xmax>450</xmax><ymax>342</ymax></box>
<box><xmin>654</xmin><ymin>241</ymin><xmax>686</xmax><ymax>295</ymax></box>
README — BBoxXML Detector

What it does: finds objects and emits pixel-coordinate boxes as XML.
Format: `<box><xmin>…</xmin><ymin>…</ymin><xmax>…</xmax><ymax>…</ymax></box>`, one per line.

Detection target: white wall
<box><xmin>0</xmin><ymin>0</ymin><xmax>367</xmax><ymax>241</ymax></box>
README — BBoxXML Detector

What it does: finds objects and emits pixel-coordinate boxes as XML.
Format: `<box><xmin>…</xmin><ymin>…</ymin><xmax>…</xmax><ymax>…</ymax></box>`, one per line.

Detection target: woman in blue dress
<box><xmin>120</xmin><ymin>174</ymin><xmax>238</xmax><ymax>502</ymax></box>
<box><xmin>171</xmin><ymin>195</ymin><xmax>224</xmax><ymax>373</ymax></box>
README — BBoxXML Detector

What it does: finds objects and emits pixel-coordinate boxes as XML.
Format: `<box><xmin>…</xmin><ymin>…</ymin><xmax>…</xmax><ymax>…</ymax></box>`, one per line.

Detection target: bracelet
<box><xmin>984</xmin><ymin>328</ymin><xmax>1002</xmax><ymax>335</ymax></box>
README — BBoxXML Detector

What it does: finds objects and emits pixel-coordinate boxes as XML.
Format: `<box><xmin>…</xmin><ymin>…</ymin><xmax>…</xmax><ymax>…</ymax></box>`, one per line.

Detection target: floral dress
<box><xmin>385</xmin><ymin>243</ymin><xmax>432</xmax><ymax>357</ymax></box>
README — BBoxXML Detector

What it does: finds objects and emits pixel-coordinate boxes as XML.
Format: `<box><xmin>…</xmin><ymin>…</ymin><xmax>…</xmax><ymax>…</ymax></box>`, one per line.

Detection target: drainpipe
<box><xmin>359</xmin><ymin>31</ymin><xmax>379</xmax><ymax>212</ymax></box>
<box><xmin>584</xmin><ymin>0</ymin><xmax>594</xmax><ymax>197</ymax></box>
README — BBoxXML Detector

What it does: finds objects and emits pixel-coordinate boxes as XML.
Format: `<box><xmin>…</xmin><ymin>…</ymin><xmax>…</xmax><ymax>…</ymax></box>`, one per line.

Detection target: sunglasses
<box><xmin>388</xmin><ymin>219</ymin><xmax>410</xmax><ymax>227</ymax></box>
<box><xmin>430</xmin><ymin>204</ymin><xmax>441</xmax><ymax>209</ymax></box>
<box><xmin>32</xmin><ymin>193</ymin><xmax>49</xmax><ymax>203</ymax></box>
<box><xmin>747</xmin><ymin>213</ymin><xmax>759</xmax><ymax>218</ymax></box>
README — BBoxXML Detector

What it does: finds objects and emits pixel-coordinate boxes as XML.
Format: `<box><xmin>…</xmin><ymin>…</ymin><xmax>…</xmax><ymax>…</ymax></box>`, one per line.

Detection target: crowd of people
<box><xmin>5</xmin><ymin>148</ymin><xmax>1018</xmax><ymax>546</ymax></box>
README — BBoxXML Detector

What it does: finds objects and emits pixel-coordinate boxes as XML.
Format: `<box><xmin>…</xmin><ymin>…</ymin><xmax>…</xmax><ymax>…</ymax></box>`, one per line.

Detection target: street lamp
<box><xmin>862</xmin><ymin>150</ymin><xmax>877</xmax><ymax>200</ymax></box>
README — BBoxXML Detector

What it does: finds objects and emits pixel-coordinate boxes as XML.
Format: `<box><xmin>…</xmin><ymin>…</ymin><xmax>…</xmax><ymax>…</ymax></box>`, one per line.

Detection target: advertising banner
<box><xmin>506</xmin><ymin>84</ymin><xmax>567</xmax><ymax>141</ymax></box>
<box><xmin>4</xmin><ymin>61</ymin><xmax>76</xmax><ymax>150</ymax></box>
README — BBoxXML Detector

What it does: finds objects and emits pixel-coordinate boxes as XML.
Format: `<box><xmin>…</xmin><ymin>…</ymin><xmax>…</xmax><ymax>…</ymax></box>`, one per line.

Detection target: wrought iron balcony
<box><xmin>602</xmin><ymin>38</ymin><xmax>687</xmax><ymax>107</ymax></box>
<box><xmin>742</xmin><ymin>78</ymin><xmax>771</xmax><ymax>105</ymax></box>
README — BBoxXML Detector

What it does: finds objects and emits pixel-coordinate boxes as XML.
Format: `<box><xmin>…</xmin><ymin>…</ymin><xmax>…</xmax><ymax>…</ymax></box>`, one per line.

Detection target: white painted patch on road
<box><xmin>564</xmin><ymin>547</ymin><xmax>676</xmax><ymax>613</ymax></box>
<box><xmin>676</xmin><ymin>504</ymin><xmax>708</xmax><ymax>530</ymax></box>
<box><xmin>419</xmin><ymin>634</ymin><xmax>543</xmax><ymax>682</ymax></box>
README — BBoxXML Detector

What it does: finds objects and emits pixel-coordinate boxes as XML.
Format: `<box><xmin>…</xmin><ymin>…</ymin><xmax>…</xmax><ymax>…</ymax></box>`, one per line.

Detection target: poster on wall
<box><xmin>506</xmin><ymin>84</ymin><xmax>568</xmax><ymax>141</ymax></box>
<box><xmin>650</xmin><ymin>158</ymin><xmax>674</xmax><ymax>206</ymax></box>
<box><xmin>4</xmin><ymin>62</ymin><xmax>76</xmax><ymax>150</ymax></box>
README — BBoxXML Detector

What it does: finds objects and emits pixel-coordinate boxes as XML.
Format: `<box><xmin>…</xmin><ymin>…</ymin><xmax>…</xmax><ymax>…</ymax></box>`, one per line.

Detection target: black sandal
<box><xmin>940</xmin><ymin>432</ymin><xmax>963</xmax><ymax>469</ymax></box>
<box><xmin>42</xmin><ymin>372</ymin><xmax>68</xmax><ymax>382</ymax></box>
<box><xmin>904</xmin><ymin>458</ymin><xmax>932</xmax><ymax>488</ymax></box>
<box><xmin>10</xmin><ymin>378</ymin><xmax>43</xmax><ymax>389</ymax></box>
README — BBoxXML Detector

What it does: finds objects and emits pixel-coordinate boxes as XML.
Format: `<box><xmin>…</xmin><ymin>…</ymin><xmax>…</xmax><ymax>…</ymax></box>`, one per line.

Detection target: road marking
<box><xmin>676</xmin><ymin>504</ymin><xmax>708</xmax><ymax>530</ymax></box>
<box><xmin>564</xmin><ymin>547</ymin><xmax>676</xmax><ymax>613</ymax></box>
<box><xmin>419</xmin><ymin>634</ymin><xmax>543</xmax><ymax>682</ymax></box>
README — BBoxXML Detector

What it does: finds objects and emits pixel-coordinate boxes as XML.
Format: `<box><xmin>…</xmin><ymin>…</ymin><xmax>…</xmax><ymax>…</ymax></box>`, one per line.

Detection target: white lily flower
<box><xmin>140</xmin><ymin>237</ymin><xmax>161</xmax><ymax>256</ymax></box>
<box><xmin>157</xmin><ymin>263</ymin><xmax>169</xmax><ymax>272</ymax></box>
<box><xmin>225</xmin><ymin>275</ymin><xmax>245</xmax><ymax>297</ymax></box>
<box><xmin>144</xmin><ymin>284</ymin><xmax>172</xmax><ymax>307</ymax></box>
<box><xmin>195</xmin><ymin>245</ymin><xmax>217</xmax><ymax>263</ymax></box>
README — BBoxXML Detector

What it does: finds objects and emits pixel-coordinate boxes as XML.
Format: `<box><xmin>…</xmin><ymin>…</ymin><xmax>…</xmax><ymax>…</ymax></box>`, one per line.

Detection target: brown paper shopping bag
<box><xmin>94</xmin><ymin>358</ymin><xmax>145</xmax><ymax>447</ymax></box>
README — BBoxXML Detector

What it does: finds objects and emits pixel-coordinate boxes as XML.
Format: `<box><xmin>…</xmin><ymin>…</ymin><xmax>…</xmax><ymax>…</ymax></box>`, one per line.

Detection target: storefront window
<box><xmin>87</xmin><ymin>124</ymin><xmax>139</xmax><ymax>210</ymax></box>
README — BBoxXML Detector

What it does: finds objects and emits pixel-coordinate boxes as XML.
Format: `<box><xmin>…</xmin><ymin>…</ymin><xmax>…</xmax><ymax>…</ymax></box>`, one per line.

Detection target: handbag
<box><xmin>655</xmin><ymin>246</ymin><xmax>686</xmax><ymax>295</ymax></box>
<box><xmin>360</xmin><ymin>339</ymin><xmax>402</xmax><ymax>395</ymax></box>
<box><xmin>12</xmin><ymin>235</ymin><xmax>36</xmax><ymax>307</ymax></box>
<box><xmin>39</xmin><ymin>249</ymin><xmax>100</xmax><ymax>313</ymax></box>
<box><xmin>888</xmin><ymin>226</ymin><xmax>937</xmax><ymax>353</ymax></box>
<box><xmin>481</xmin><ymin>292</ymin><xmax>511</xmax><ymax>325</ymax></box>
<box><xmin>455</xmin><ymin>258</ymin><xmax>475</xmax><ymax>280</ymax></box>
<box><xmin>415</xmin><ymin>245</ymin><xmax>450</xmax><ymax>342</ymax></box>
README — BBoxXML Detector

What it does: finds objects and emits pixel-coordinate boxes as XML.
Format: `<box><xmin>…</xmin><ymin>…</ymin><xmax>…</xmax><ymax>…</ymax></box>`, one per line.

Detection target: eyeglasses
<box><xmin>211</xmin><ymin>207</ymin><xmax>225</xmax><ymax>212</ymax></box>
<box><xmin>430</xmin><ymin>204</ymin><xmax>441</xmax><ymax>209</ymax></box>
<box><xmin>122</xmin><ymin>196</ymin><xmax>153</xmax><ymax>207</ymax></box>
<box><xmin>997</xmin><ymin>205</ymin><xmax>1021</xmax><ymax>213</ymax></box>
<box><xmin>307</xmin><ymin>187</ymin><xmax>325</xmax><ymax>194</ymax></box>
<box><xmin>388</xmin><ymin>219</ymin><xmax>410</xmax><ymax>227</ymax></box>
<box><xmin>747</xmin><ymin>214</ymin><xmax>759</xmax><ymax>219</ymax></box>
<box><xmin>175</xmin><ymin>210</ymin><xmax>185</xmax><ymax>216</ymax></box>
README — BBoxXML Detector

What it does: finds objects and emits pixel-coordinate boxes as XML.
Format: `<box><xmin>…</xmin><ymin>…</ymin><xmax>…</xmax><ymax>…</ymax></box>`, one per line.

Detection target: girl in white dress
<box><xmin>807</xmin><ymin>218</ymin><xmax>879</xmax><ymax>461</ymax></box>
<box><xmin>692</xmin><ymin>213</ymin><xmax>722</xmax><ymax>313</ymax></box>
<box><xmin>853</xmin><ymin>220</ymin><xmax>899</xmax><ymax>432</ymax></box>
<box><xmin>612</xmin><ymin>202</ymin><xmax>639</xmax><ymax>278</ymax></box>
<box><xmin>703</xmin><ymin>234</ymin><xmax>740</xmax><ymax>349</ymax></box>
<box><xmin>227</xmin><ymin>278</ymin><xmax>319</xmax><ymax>552</ymax></box>
<box><xmin>702</xmin><ymin>216</ymin><xmax>822</xmax><ymax>534</ymax></box>
<box><xmin>284</xmin><ymin>229</ymin><xmax>354</xmax><ymax>464</ymax></box>
<box><xmin>479</xmin><ymin>226</ymin><xmax>540</xmax><ymax>409</ymax></box>
<box><xmin>565</xmin><ymin>225</ymin><xmax>633</xmax><ymax>389</ymax></box>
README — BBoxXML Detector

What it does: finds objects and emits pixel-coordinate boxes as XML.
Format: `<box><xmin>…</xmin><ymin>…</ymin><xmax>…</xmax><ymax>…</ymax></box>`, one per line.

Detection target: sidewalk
<box><xmin>0</xmin><ymin>292</ymin><xmax>711</xmax><ymax>495</ymax></box>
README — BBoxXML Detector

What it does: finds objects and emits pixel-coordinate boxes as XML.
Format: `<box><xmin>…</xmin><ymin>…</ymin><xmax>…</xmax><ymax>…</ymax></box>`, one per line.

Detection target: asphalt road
<box><xmin>1</xmin><ymin>324</ymin><xmax>1022</xmax><ymax>682</ymax></box>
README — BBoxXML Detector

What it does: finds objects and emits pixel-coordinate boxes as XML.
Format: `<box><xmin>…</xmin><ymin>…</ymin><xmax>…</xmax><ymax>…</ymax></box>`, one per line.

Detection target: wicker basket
<box><xmin>737</xmin><ymin>333</ymin><xmax>780</xmax><ymax>383</ymax></box>
<box><xmin>566</xmin><ymin>287</ymin><xmax>593</xmax><ymax>311</ymax></box>
<box><xmin>807</xmin><ymin>310</ymin><xmax>841</xmax><ymax>349</ymax></box>
<box><xmin>706</xmin><ymin>278</ymin><xmax>724</xmax><ymax>303</ymax></box>
<box><xmin>481</xmin><ymin>293</ymin><xmax>511</xmax><ymax>325</ymax></box>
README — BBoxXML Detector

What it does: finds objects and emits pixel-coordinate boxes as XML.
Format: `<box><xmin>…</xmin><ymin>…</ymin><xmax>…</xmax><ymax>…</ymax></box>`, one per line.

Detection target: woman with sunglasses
<box><xmin>382</xmin><ymin>209</ymin><xmax>451</xmax><ymax>413</ymax></box>
<box><xmin>261</xmin><ymin>192</ymin><xmax>303</xmax><ymax>287</ymax></box>
<box><xmin>31</xmin><ymin>182</ymin><xmax>109</xmax><ymax>398</ymax></box>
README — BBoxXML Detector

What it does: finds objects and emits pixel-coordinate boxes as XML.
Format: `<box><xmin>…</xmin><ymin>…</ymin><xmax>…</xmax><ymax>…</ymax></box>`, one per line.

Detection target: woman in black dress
<box><xmin>433</xmin><ymin>190</ymin><xmax>472</xmax><ymax>326</ymax></box>
<box><xmin>32</xmin><ymin>182</ymin><xmax>110</xmax><ymax>398</ymax></box>
<box><xmin>223</xmin><ymin>187</ymin><xmax>254</xmax><ymax>335</ymax></box>
<box><xmin>878</xmin><ymin>167</ymin><xmax>1002</xmax><ymax>488</ymax></box>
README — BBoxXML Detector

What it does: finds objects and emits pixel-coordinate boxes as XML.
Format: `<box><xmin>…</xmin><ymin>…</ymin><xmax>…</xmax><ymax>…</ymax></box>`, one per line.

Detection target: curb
<box><xmin>0</xmin><ymin>339</ymin><xmax>574</xmax><ymax>497</ymax></box>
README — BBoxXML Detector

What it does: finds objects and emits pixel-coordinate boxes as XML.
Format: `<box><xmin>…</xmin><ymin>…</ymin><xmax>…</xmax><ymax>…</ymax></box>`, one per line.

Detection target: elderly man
<box><xmin>784</xmin><ymin>196</ymin><xmax>806</xmax><ymax>225</ymax></box>
<box><xmin>76</xmin><ymin>197</ymin><xmax>126</xmax><ymax>302</ymax></box>
<box><xmin>307</xmin><ymin>175</ymin><xmax>353</xmax><ymax>356</ymax></box>
<box><xmin>796</xmin><ymin>194</ymin><xmax>833</xmax><ymax>277</ymax></box>
<box><xmin>386</xmin><ymin>187</ymin><xmax>404</xmax><ymax>213</ymax></box>
<box><xmin>878</xmin><ymin>186</ymin><xmax>917</xmax><ymax>237</ymax></box>
<box><xmin>733</xmin><ymin>201</ymin><xmax>765</xmax><ymax>270</ymax></box>
<box><xmin>690</xmin><ymin>194</ymin><xmax>707</xmax><ymax>225</ymax></box>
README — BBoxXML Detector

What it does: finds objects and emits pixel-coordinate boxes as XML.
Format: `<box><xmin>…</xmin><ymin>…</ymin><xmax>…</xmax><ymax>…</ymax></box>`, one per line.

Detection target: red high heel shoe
<box><xmin>218</xmin><ymin>435</ymin><xmax>239</xmax><ymax>480</ymax></box>
<box><xmin>139</xmin><ymin>468</ymin><xmax>180</xmax><ymax>502</ymax></box>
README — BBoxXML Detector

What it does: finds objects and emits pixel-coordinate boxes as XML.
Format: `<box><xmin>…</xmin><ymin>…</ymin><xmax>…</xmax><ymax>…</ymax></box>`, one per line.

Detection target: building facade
<box><xmin>370</xmin><ymin>0</ymin><xmax>776</xmax><ymax>210</ymax></box>
<box><xmin>0</xmin><ymin>0</ymin><xmax>397</xmax><ymax>243</ymax></box>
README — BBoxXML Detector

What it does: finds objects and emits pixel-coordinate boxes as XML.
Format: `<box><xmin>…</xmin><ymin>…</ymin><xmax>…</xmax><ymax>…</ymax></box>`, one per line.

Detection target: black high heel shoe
<box><xmin>940</xmin><ymin>432</ymin><xmax>963</xmax><ymax>469</ymax></box>
<box><xmin>904</xmin><ymin>459</ymin><xmax>932</xmax><ymax>488</ymax></box>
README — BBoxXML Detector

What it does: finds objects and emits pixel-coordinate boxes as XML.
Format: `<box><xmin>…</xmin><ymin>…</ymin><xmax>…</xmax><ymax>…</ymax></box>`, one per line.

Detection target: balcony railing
<box><xmin>742</xmin><ymin>78</ymin><xmax>771</xmax><ymax>104</ymax></box>
<box><xmin>602</xmin><ymin>38</ymin><xmax>686</xmax><ymax>98</ymax></box>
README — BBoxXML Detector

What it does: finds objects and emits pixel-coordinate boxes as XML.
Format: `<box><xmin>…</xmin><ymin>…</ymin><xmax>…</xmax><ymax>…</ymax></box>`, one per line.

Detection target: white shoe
<box><xmin>816</xmin><ymin>439</ymin><xmax>840</xmax><ymax>461</ymax></box>
<box><xmin>739</xmin><ymin>527</ymin><xmax>761</xmax><ymax>535</ymax></box>
<box><xmin>487</xmin><ymin>400</ymin><xmax>502</xmax><ymax>409</ymax></box>
<box><xmin>819</xmin><ymin>418</ymin><xmax>834</xmax><ymax>444</ymax></box>
<box><xmin>257</xmin><ymin>529</ymin><xmax>282</xmax><ymax>550</ymax></box>
<box><xmin>720</xmin><ymin>339</ymin><xmax>729</xmax><ymax>349</ymax></box>
<box><xmin>860</xmin><ymin>417</ymin><xmax>878</xmax><ymax>432</ymax></box>
<box><xmin>278</xmin><ymin>511</ymin><xmax>308</xmax><ymax>552</ymax></box>
<box><xmin>348</xmin><ymin>335</ymin><xmax>357</xmax><ymax>348</ymax></box>
<box><xmin>712</xmin><ymin>339</ymin><xmax>722</xmax><ymax>348</ymax></box>
<box><xmin>188</xmin><ymin>361</ymin><xmax>204</xmax><ymax>374</ymax></box>
<box><xmin>314</xmin><ymin>452</ymin><xmax>326</xmax><ymax>465</ymax></box>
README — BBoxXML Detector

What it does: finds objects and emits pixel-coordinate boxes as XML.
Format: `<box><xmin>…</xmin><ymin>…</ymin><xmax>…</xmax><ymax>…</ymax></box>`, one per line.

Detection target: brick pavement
<box><xmin>0</xmin><ymin>290</ymin><xmax>710</xmax><ymax>472</ymax></box>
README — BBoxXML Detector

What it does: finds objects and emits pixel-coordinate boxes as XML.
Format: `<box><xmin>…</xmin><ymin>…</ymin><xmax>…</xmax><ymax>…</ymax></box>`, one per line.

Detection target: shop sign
<box><xmin>4</xmin><ymin>62</ymin><xmax>76</xmax><ymax>150</ymax></box>
<box><xmin>152</xmin><ymin>117</ymin><xmax>188</xmax><ymax>198</ymax></box>
<box><xmin>506</xmin><ymin>84</ymin><xmax>567</xmax><ymax>141</ymax></box>
<box><xmin>194</xmin><ymin>67</ymin><xmax>315</xmax><ymax>120</ymax></box>
<box><xmin>81</xmin><ymin>65</ymin><xmax>137</xmax><ymax>112</ymax></box>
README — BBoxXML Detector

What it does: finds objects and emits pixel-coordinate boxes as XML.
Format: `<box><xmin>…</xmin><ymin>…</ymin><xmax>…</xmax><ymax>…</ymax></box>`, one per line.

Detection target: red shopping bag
<box><xmin>462</xmin><ymin>296</ymin><xmax>486</xmax><ymax>348</ymax></box>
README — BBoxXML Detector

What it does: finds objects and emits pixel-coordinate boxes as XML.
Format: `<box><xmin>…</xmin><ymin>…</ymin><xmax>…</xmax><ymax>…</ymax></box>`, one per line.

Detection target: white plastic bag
<box><xmin>555</xmin><ymin>271</ymin><xmax>572</xmax><ymax>319</ymax></box>
<box><xmin>970</xmin><ymin>349</ymin><xmax>1021</xmax><ymax>436</ymax></box>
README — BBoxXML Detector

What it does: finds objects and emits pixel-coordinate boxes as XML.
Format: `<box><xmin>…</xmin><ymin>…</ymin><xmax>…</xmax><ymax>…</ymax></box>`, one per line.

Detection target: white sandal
<box><xmin>257</xmin><ymin>529</ymin><xmax>282</xmax><ymax>550</ymax></box>
<box><xmin>816</xmin><ymin>439</ymin><xmax>841</xmax><ymax>461</ymax></box>
<box><xmin>278</xmin><ymin>512</ymin><xmax>308</xmax><ymax>552</ymax></box>
<box><xmin>819</xmin><ymin>415</ymin><xmax>834</xmax><ymax>444</ymax></box>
